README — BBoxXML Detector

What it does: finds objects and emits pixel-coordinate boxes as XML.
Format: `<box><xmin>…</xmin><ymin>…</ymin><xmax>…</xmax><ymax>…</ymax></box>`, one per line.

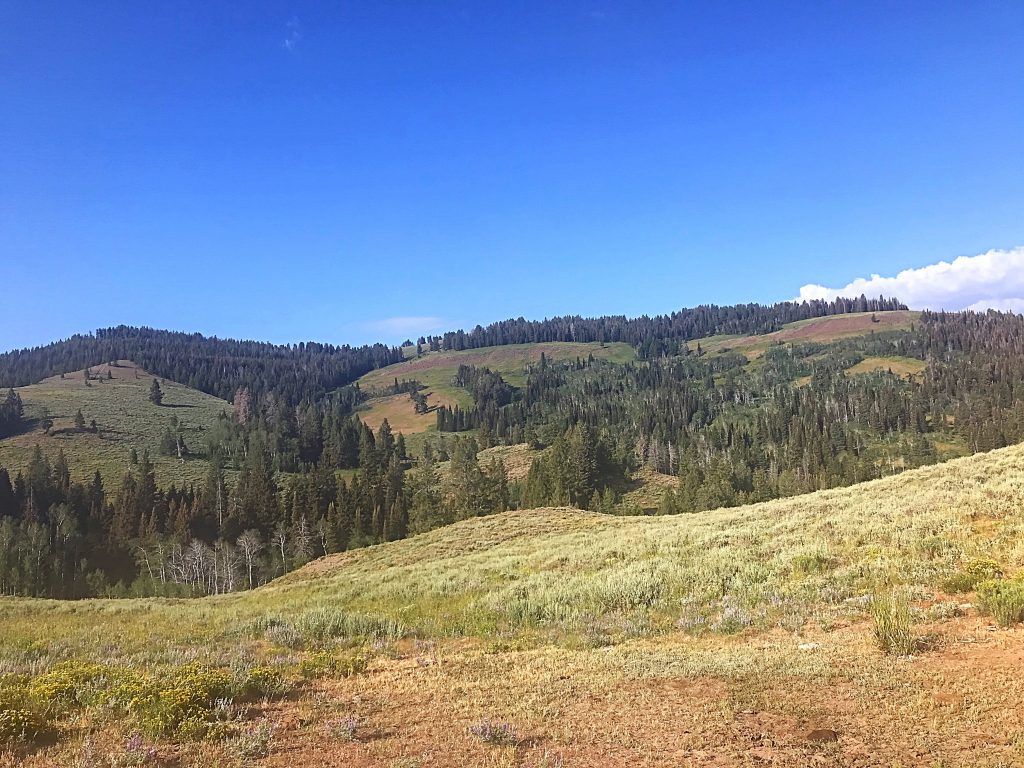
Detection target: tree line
<box><xmin>0</xmin><ymin>417</ymin><xmax>512</xmax><ymax>598</ymax></box>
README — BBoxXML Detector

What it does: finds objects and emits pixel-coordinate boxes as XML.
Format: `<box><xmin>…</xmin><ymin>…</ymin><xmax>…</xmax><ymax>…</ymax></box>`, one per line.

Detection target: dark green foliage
<box><xmin>6</xmin><ymin>299</ymin><xmax>1024</xmax><ymax>600</ymax></box>
<box><xmin>148</xmin><ymin>378</ymin><xmax>163</xmax><ymax>405</ymax></box>
<box><xmin>0</xmin><ymin>326</ymin><xmax>404</xmax><ymax>405</ymax></box>
<box><xmin>522</xmin><ymin>424</ymin><xmax>626</xmax><ymax>509</ymax></box>
<box><xmin>0</xmin><ymin>389</ymin><xmax>23</xmax><ymax>437</ymax></box>
<box><xmin>432</xmin><ymin>296</ymin><xmax>905</xmax><ymax>354</ymax></box>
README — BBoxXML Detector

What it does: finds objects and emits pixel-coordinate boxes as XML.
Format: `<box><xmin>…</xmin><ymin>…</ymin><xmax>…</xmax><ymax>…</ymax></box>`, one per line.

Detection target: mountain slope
<box><xmin>0</xmin><ymin>360</ymin><xmax>229</xmax><ymax>487</ymax></box>
<box><xmin>693</xmin><ymin>309</ymin><xmax>919</xmax><ymax>359</ymax></box>
<box><xmin>3</xmin><ymin>441</ymin><xmax>1024</xmax><ymax>766</ymax></box>
<box><xmin>354</xmin><ymin>340</ymin><xmax>636</xmax><ymax>434</ymax></box>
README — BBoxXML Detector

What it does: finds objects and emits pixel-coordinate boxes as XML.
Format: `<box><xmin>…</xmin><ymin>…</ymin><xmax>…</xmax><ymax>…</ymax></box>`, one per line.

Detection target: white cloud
<box><xmin>795</xmin><ymin>247</ymin><xmax>1024</xmax><ymax>313</ymax></box>
<box><xmin>283</xmin><ymin>18</ymin><xmax>302</xmax><ymax>51</ymax></box>
<box><xmin>364</xmin><ymin>316</ymin><xmax>446</xmax><ymax>340</ymax></box>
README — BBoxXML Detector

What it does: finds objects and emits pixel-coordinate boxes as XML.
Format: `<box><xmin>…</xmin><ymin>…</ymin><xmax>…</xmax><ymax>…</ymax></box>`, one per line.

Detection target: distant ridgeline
<box><xmin>0</xmin><ymin>297</ymin><xmax>904</xmax><ymax>401</ymax></box>
<box><xmin>11</xmin><ymin>296</ymin><xmax>1024</xmax><ymax>600</ymax></box>
<box><xmin>0</xmin><ymin>326</ymin><xmax>405</xmax><ymax>404</ymax></box>
<box><xmin>425</xmin><ymin>296</ymin><xmax>907</xmax><ymax>357</ymax></box>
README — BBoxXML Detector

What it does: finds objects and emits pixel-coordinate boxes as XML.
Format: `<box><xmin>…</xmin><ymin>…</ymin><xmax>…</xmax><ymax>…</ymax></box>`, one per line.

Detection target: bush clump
<box><xmin>942</xmin><ymin>558</ymin><xmax>1003</xmax><ymax>594</ymax></box>
<box><xmin>239</xmin><ymin>665</ymin><xmax>289</xmax><ymax>701</ymax></box>
<box><xmin>469</xmin><ymin>719</ymin><xmax>517</xmax><ymax>746</ymax></box>
<box><xmin>132</xmin><ymin>664</ymin><xmax>233</xmax><ymax>739</ymax></box>
<box><xmin>0</xmin><ymin>676</ymin><xmax>51</xmax><ymax>744</ymax></box>
<box><xmin>298</xmin><ymin>649</ymin><xmax>369</xmax><ymax>680</ymax></box>
<box><xmin>976</xmin><ymin>578</ymin><xmax>1024</xmax><ymax>627</ymax></box>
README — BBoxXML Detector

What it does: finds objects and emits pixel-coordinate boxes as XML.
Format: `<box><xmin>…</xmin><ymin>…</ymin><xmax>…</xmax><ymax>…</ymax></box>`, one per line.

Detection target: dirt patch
<box><xmin>246</xmin><ymin>618</ymin><xmax>1024</xmax><ymax>767</ymax></box>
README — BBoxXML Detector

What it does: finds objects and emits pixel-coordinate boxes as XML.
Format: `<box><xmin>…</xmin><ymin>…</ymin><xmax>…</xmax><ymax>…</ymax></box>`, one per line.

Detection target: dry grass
<box><xmin>846</xmin><ymin>355</ymin><xmax>927</xmax><ymax>378</ymax></box>
<box><xmin>5</xmin><ymin>439</ymin><xmax>1024</xmax><ymax>765</ymax></box>
<box><xmin>695</xmin><ymin>311</ymin><xmax>920</xmax><ymax>359</ymax></box>
<box><xmin>357</xmin><ymin>392</ymin><xmax>458</xmax><ymax>434</ymax></box>
<box><xmin>620</xmin><ymin>466</ymin><xmax>680</xmax><ymax>511</ymax></box>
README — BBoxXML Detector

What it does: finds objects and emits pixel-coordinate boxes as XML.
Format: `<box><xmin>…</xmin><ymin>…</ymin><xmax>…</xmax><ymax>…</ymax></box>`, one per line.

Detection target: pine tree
<box><xmin>149</xmin><ymin>379</ymin><xmax>164</xmax><ymax>406</ymax></box>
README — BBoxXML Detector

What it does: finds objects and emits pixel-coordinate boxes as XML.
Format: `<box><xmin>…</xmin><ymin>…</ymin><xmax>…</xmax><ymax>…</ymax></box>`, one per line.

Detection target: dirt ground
<box><xmin>260</xmin><ymin>615</ymin><xmax>1022</xmax><ymax>767</ymax></box>
<box><xmin>7</xmin><ymin>611</ymin><xmax>1022</xmax><ymax>767</ymax></box>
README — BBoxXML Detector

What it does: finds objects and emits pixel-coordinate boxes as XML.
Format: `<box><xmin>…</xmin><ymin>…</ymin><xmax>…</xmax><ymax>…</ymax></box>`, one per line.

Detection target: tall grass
<box><xmin>871</xmin><ymin>590</ymin><xmax>915</xmax><ymax>655</ymax></box>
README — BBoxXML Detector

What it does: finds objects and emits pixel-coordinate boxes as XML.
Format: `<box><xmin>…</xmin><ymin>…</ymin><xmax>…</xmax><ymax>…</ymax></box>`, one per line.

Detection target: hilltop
<box><xmin>2</xmin><ymin>441</ymin><xmax>1023</xmax><ymax>765</ymax></box>
<box><xmin>0</xmin><ymin>361</ymin><xmax>229</xmax><ymax>487</ymax></box>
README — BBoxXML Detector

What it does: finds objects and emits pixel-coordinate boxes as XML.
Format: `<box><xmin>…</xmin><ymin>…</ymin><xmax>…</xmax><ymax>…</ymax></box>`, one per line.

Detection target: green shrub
<box><xmin>298</xmin><ymin>649</ymin><xmax>369</xmax><ymax>680</ymax></box>
<box><xmin>132</xmin><ymin>664</ymin><xmax>232</xmax><ymax>739</ymax></box>
<box><xmin>0</xmin><ymin>706</ymin><xmax>50</xmax><ymax>744</ymax></box>
<box><xmin>239</xmin><ymin>665</ymin><xmax>289</xmax><ymax>701</ymax></box>
<box><xmin>28</xmin><ymin>660</ymin><xmax>109</xmax><ymax>713</ymax></box>
<box><xmin>226</xmin><ymin>718</ymin><xmax>276</xmax><ymax>760</ymax></box>
<box><xmin>792</xmin><ymin>551</ymin><xmax>835</xmax><ymax>576</ymax></box>
<box><xmin>0</xmin><ymin>676</ymin><xmax>51</xmax><ymax>744</ymax></box>
<box><xmin>871</xmin><ymin>590</ymin><xmax>915</xmax><ymax>655</ymax></box>
<box><xmin>942</xmin><ymin>558</ymin><xmax>1003</xmax><ymax>593</ymax></box>
<box><xmin>977</xmin><ymin>578</ymin><xmax>1024</xmax><ymax>627</ymax></box>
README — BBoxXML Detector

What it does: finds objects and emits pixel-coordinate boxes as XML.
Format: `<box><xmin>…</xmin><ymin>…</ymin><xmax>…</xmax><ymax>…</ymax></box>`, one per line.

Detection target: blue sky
<box><xmin>2</xmin><ymin>2</ymin><xmax>1023</xmax><ymax>352</ymax></box>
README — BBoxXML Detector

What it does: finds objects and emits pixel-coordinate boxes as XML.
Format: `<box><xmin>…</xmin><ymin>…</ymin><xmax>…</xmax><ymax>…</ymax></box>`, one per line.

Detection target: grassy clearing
<box><xmin>846</xmin><ymin>355</ymin><xmax>927</xmax><ymax>378</ymax></box>
<box><xmin>5</xmin><ymin>438</ymin><xmax>1022</xmax><ymax>654</ymax></box>
<box><xmin>695</xmin><ymin>310</ymin><xmax>920</xmax><ymax>359</ymax></box>
<box><xmin>0</xmin><ymin>361</ymin><xmax>230</xmax><ymax>488</ymax></box>
<box><xmin>355</xmin><ymin>342</ymin><xmax>636</xmax><ymax>436</ymax></box>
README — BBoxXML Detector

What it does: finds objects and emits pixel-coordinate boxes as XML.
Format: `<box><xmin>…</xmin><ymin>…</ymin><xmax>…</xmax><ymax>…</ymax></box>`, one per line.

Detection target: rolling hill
<box><xmin>354</xmin><ymin>340</ymin><xmax>637</xmax><ymax>435</ymax></box>
<box><xmin>0</xmin><ymin>360</ymin><xmax>230</xmax><ymax>487</ymax></box>
<box><xmin>2</xmin><ymin>441</ymin><xmax>1024</xmax><ymax>766</ymax></box>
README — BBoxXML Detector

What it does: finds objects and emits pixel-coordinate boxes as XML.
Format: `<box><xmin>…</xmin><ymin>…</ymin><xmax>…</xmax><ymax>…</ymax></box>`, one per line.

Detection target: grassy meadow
<box><xmin>354</xmin><ymin>342</ymin><xmax>636</xmax><ymax>437</ymax></box>
<box><xmin>693</xmin><ymin>310</ymin><xmax>920</xmax><ymax>359</ymax></box>
<box><xmin>0</xmin><ymin>361</ymin><xmax>230</xmax><ymax>488</ymax></box>
<box><xmin>2</xmin><ymin>441</ymin><xmax>1024</xmax><ymax>765</ymax></box>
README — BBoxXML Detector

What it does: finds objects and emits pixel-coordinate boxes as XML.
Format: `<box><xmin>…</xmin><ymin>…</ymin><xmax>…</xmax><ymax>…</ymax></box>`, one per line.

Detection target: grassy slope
<box><xmin>0</xmin><ymin>361</ymin><xmax>230</xmax><ymax>487</ymax></box>
<box><xmin>846</xmin><ymin>355</ymin><xmax>927</xmax><ymax>378</ymax></box>
<box><xmin>695</xmin><ymin>309</ymin><xmax>920</xmax><ymax>359</ymax></box>
<box><xmin>4</xmin><ymin>443</ymin><xmax>1024</xmax><ymax>765</ymax></box>
<box><xmin>4</xmin><ymin>438</ymin><xmax>1022</xmax><ymax>647</ymax></box>
<box><xmin>354</xmin><ymin>341</ymin><xmax>636</xmax><ymax>436</ymax></box>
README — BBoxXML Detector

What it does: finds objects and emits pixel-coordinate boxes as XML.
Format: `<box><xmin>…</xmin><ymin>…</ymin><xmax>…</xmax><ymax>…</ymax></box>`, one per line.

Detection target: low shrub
<box><xmin>942</xmin><ymin>558</ymin><xmax>1003</xmax><ymax>594</ymax></box>
<box><xmin>226</xmin><ymin>717</ymin><xmax>276</xmax><ymax>760</ymax></box>
<box><xmin>469</xmin><ymin>719</ymin><xmax>517</xmax><ymax>746</ymax></box>
<box><xmin>0</xmin><ymin>675</ymin><xmax>52</xmax><ymax>744</ymax></box>
<box><xmin>28</xmin><ymin>660</ymin><xmax>109</xmax><ymax>713</ymax></box>
<box><xmin>109</xmin><ymin>733</ymin><xmax>158</xmax><ymax>767</ymax></box>
<box><xmin>792</xmin><ymin>551</ymin><xmax>835</xmax><ymax>576</ymax></box>
<box><xmin>977</xmin><ymin>578</ymin><xmax>1024</xmax><ymax>627</ymax></box>
<box><xmin>325</xmin><ymin>715</ymin><xmax>358</xmax><ymax>742</ymax></box>
<box><xmin>298</xmin><ymin>649</ymin><xmax>369</xmax><ymax>680</ymax></box>
<box><xmin>132</xmin><ymin>664</ymin><xmax>232</xmax><ymax>739</ymax></box>
<box><xmin>239</xmin><ymin>665</ymin><xmax>289</xmax><ymax>702</ymax></box>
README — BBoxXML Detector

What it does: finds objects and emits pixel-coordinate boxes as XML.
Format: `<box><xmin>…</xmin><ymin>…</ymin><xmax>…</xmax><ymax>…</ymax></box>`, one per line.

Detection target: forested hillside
<box><xmin>5</xmin><ymin>297</ymin><xmax>1024</xmax><ymax>599</ymax></box>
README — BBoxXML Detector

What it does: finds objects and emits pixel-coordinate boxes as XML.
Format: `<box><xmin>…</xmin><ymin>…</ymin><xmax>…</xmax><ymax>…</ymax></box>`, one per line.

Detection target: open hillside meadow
<box><xmin>692</xmin><ymin>310</ymin><xmax>920</xmax><ymax>360</ymax></box>
<box><xmin>3</xmin><ymin>441</ymin><xmax>1024</xmax><ymax>766</ymax></box>
<box><xmin>354</xmin><ymin>341</ymin><xmax>636</xmax><ymax>435</ymax></box>
<box><xmin>0</xmin><ymin>362</ymin><xmax>230</xmax><ymax>488</ymax></box>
